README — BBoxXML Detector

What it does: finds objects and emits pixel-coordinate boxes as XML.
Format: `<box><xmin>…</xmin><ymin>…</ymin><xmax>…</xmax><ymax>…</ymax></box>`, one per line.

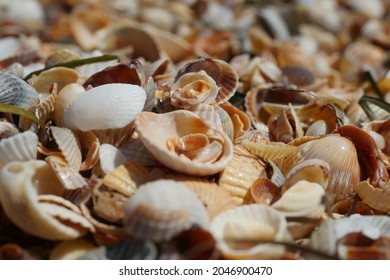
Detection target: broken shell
<box><xmin>354</xmin><ymin>180</ymin><xmax>390</xmax><ymax>213</ymax></box>
<box><xmin>0</xmin><ymin>72</ymin><xmax>39</xmax><ymax>109</ymax></box>
<box><xmin>0</xmin><ymin>160</ymin><xmax>94</xmax><ymax>240</ymax></box>
<box><xmin>219</xmin><ymin>145</ymin><xmax>266</xmax><ymax>205</ymax></box>
<box><xmin>123</xmin><ymin>179</ymin><xmax>209</xmax><ymax>242</ymax></box>
<box><xmin>0</xmin><ymin>131</ymin><xmax>38</xmax><ymax>168</ymax></box>
<box><xmin>135</xmin><ymin>110</ymin><xmax>233</xmax><ymax>176</ymax></box>
<box><xmin>63</xmin><ymin>83</ymin><xmax>146</xmax><ymax>131</ymax></box>
<box><xmin>170</xmin><ymin>70</ymin><xmax>220</xmax><ymax>109</ymax></box>
<box><xmin>174</xmin><ymin>57</ymin><xmax>239</xmax><ymax>104</ymax></box>
<box><xmin>210</xmin><ymin>204</ymin><xmax>292</xmax><ymax>259</ymax></box>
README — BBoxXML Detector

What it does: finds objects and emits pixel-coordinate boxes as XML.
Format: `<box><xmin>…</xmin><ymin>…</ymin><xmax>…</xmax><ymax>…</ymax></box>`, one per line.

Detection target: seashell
<box><xmin>309</xmin><ymin>215</ymin><xmax>390</xmax><ymax>259</ymax></box>
<box><xmin>95</xmin><ymin>22</ymin><xmax>161</xmax><ymax>62</ymax></box>
<box><xmin>0</xmin><ymin>131</ymin><xmax>38</xmax><ymax>168</ymax></box>
<box><xmin>220</xmin><ymin>102</ymin><xmax>251</xmax><ymax>141</ymax></box>
<box><xmin>77</xmin><ymin>240</ymin><xmax>157</xmax><ymax>260</ymax></box>
<box><xmin>36</xmin><ymin>83</ymin><xmax>59</xmax><ymax>124</ymax></box>
<box><xmin>281</xmin><ymin>66</ymin><xmax>315</xmax><ymax>87</ymax></box>
<box><xmin>184</xmin><ymin>180</ymin><xmax>236</xmax><ymax>220</ymax></box>
<box><xmin>0</xmin><ymin>72</ymin><xmax>39</xmax><ymax>109</ymax></box>
<box><xmin>98</xmin><ymin>144</ymin><xmax>127</xmax><ymax>175</ymax></box>
<box><xmin>242</xmin><ymin>140</ymin><xmax>299</xmax><ymax>161</ymax></box>
<box><xmin>282</xmin><ymin>159</ymin><xmax>330</xmax><ymax>192</ymax></box>
<box><xmin>28</xmin><ymin>67</ymin><xmax>80</xmax><ymax>95</ymax></box>
<box><xmin>215</xmin><ymin>104</ymin><xmax>234</xmax><ymax>141</ymax></box>
<box><xmin>49</xmin><ymin>238</ymin><xmax>96</xmax><ymax>260</ymax></box>
<box><xmin>62</xmin><ymin>83</ymin><xmax>146</xmax><ymax>131</ymax></box>
<box><xmin>235</xmin><ymin>129</ymin><xmax>269</xmax><ymax>145</ymax></box>
<box><xmin>258</xmin><ymin>7</ymin><xmax>290</xmax><ymax>41</ymax></box>
<box><xmin>54</xmin><ymin>83</ymin><xmax>85</xmax><ymax>127</ymax></box>
<box><xmin>92</xmin><ymin>184</ymin><xmax>129</xmax><ymax>224</ymax></box>
<box><xmin>0</xmin><ymin>160</ymin><xmax>94</xmax><ymax>240</ymax></box>
<box><xmin>281</xmin><ymin>134</ymin><xmax>360</xmax><ymax>204</ymax></box>
<box><xmin>305</xmin><ymin>120</ymin><xmax>328</xmax><ymax>136</ymax></box>
<box><xmin>219</xmin><ymin>145</ymin><xmax>266</xmax><ymax>205</ymax></box>
<box><xmin>250</xmin><ymin>178</ymin><xmax>281</xmax><ymax>206</ymax></box>
<box><xmin>76</xmin><ymin>59</ymin><xmax>119</xmax><ymax>82</ymax></box>
<box><xmin>170</xmin><ymin>70</ymin><xmax>220</xmax><ymax>109</ymax></box>
<box><xmin>190</xmin><ymin>103</ymin><xmax>223</xmax><ymax>129</ymax></box>
<box><xmin>73</xmin><ymin>130</ymin><xmax>100</xmax><ymax>171</ymax></box>
<box><xmin>268</xmin><ymin>160</ymin><xmax>285</xmax><ymax>187</ymax></box>
<box><xmin>210</xmin><ymin>204</ymin><xmax>292</xmax><ymax>260</ymax></box>
<box><xmin>174</xmin><ymin>57</ymin><xmax>239</xmax><ymax>105</ymax></box>
<box><xmin>0</xmin><ymin>121</ymin><xmax>19</xmax><ymax>139</ymax></box>
<box><xmin>354</xmin><ymin>180</ymin><xmax>390</xmax><ymax>213</ymax></box>
<box><xmin>119</xmin><ymin>137</ymin><xmax>160</xmax><ymax>167</ymax></box>
<box><xmin>143</xmin><ymin>77</ymin><xmax>156</xmax><ymax>112</ymax></box>
<box><xmin>0</xmin><ymin>0</ymin><xmax>44</xmax><ymax>29</ymax></box>
<box><xmin>46</xmin><ymin>155</ymin><xmax>87</xmax><ymax>191</ymax></box>
<box><xmin>103</xmin><ymin>159</ymin><xmax>150</xmax><ymax>197</ymax></box>
<box><xmin>45</xmin><ymin>49</ymin><xmax>82</xmax><ymax>68</ymax></box>
<box><xmin>50</xmin><ymin>126</ymin><xmax>82</xmax><ymax>171</ymax></box>
<box><xmin>135</xmin><ymin>110</ymin><xmax>233</xmax><ymax>176</ymax></box>
<box><xmin>92</xmin><ymin>121</ymin><xmax>135</xmax><ymax>147</ymax></box>
<box><xmin>194</xmin><ymin>30</ymin><xmax>238</xmax><ymax>61</ymax></box>
<box><xmin>123</xmin><ymin>179</ymin><xmax>209</xmax><ymax>242</ymax></box>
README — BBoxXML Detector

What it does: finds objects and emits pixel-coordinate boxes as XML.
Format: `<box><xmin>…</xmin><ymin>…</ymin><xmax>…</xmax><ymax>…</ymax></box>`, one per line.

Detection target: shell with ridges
<box><xmin>123</xmin><ymin>179</ymin><xmax>209</xmax><ymax>242</ymax></box>
<box><xmin>45</xmin><ymin>49</ymin><xmax>82</xmax><ymax>68</ymax></box>
<box><xmin>135</xmin><ymin>110</ymin><xmax>233</xmax><ymax>176</ymax></box>
<box><xmin>242</xmin><ymin>140</ymin><xmax>299</xmax><ymax>161</ymax></box>
<box><xmin>51</xmin><ymin>126</ymin><xmax>82</xmax><ymax>171</ymax></box>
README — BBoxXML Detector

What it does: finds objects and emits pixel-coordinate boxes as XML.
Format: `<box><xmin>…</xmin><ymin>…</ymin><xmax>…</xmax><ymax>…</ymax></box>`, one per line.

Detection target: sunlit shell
<box><xmin>170</xmin><ymin>70</ymin><xmax>220</xmax><ymax>109</ymax></box>
<box><xmin>306</xmin><ymin>120</ymin><xmax>328</xmax><ymax>136</ymax></box>
<box><xmin>51</xmin><ymin>126</ymin><xmax>82</xmax><ymax>171</ymax></box>
<box><xmin>273</xmin><ymin>180</ymin><xmax>326</xmax><ymax>239</ymax></box>
<box><xmin>281</xmin><ymin>134</ymin><xmax>360</xmax><ymax>204</ymax></box>
<box><xmin>242</xmin><ymin>140</ymin><xmax>299</xmax><ymax>161</ymax></box>
<box><xmin>135</xmin><ymin>110</ymin><xmax>233</xmax><ymax>176</ymax></box>
<box><xmin>219</xmin><ymin>145</ymin><xmax>266</xmax><ymax>205</ymax></box>
<box><xmin>63</xmin><ymin>83</ymin><xmax>146</xmax><ymax>131</ymax></box>
<box><xmin>45</xmin><ymin>49</ymin><xmax>82</xmax><ymax>68</ymax></box>
<box><xmin>174</xmin><ymin>57</ymin><xmax>239</xmax><ymax>104</ymax></box>
<box><xmin>123</xmin><ymin>179</ymin><xmax>209</xmax><ymax>242</ymax></box>
<box><xmin>0</xmin><ymin>131</ymin><xmax>38</xmax><ymax>168</ymax></box>
<box><xmin>0</xmin><ymin>160</ymin><xmax>94</xmax><ymax>240</ymax></box>
<box><xmin>0</xmin><ymin>72</ymin><xmax>39</xmax><ymax>109</ymax></box>
<box><xmin>354</xmin><ymin>181</ymin><xmax>390</xmax><ymax>213</ymax></box>
<box><xmin>54</xmin><ymin>83</ymin><xmax>85</xmax><ymax>127</ymax></box>
<box><xmin>103</xmin><ymin>159</ymin><xmax>150</xmax><ymax>197</ymax></box>
<box><xmin>210</xmin><ymin>204</ymin><xmax>292</xmax><ymax>259</ymax></box>
<box><xmin>309</xmin><ymin>215</ymin><xmax>390</xmax><ymax>259</ymax></box>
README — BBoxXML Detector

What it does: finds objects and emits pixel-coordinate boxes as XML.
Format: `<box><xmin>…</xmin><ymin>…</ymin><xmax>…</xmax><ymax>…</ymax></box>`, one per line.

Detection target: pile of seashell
<box><xmin>1</xmin><ymin>0</ymin><xmax>390</xmax><ymax>260</ymax></box>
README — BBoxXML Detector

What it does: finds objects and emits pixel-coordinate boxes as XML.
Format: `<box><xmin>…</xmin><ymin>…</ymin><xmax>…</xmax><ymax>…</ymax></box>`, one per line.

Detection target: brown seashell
<box><xmin>220</xmin><ymin>102</ymin><xmax>251</xmax><ymax>141</ymax></box>
<box><xmin>174</xmin><ymin>57</ymin><xmax>239</xmax><ymax>104</ymax></box>
<box><xmin>250</xmin><ymin>178</ymin><xmax>281</xmax><ymax>206</ymax></box>
<box><xmin>281</xmin><ymin>66</ymin><xmax>315</xmax><ymax>87</ymax></box>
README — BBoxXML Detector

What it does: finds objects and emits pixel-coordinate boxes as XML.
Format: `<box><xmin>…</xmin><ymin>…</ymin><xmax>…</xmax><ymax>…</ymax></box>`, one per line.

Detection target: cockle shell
<box><xmin>135</xmin><ymin>110</ymin><xmax>233</xmax><ymax>176</ymax></box>
<box><xmin>62</xmin><ymin>83</ymin><xmax>146</xmax><ymax>131</ymax></box>
<box><xmin>219</xmin><ymin>144</ymin><xmax>266</xmax><ymax>205</ymax></box>
<box><xmin>210</xmin><ymin>204</ymin><xmax>292</xmax><ymax>259</ymax></box>
<box><xmin>0</xmin><ymin>160</ymin><xmax>94</xmax><ymax>240</ymax></box>
<box><xmin>0</xmin><ymin>72</ymin><xmax>39</xmax><ymax>109</ymax></box>
<box><xmin>170</xmin><ymin>70</ymin><xmax>220</xmax><ymax>109</ymax></box>
<box><xmin>309</xmin><ymin>215</ymin><xmax>390</xmax><ymax>259</ymax></box>
<box><xmin>123</xmin><ymin>179</ymin><xmax>209</xmax><ymax>242</ymax></box>
<box><xmin>0</xmin><ymin>131</ymin><xmax>38</xmax><ymax>168</ymax></box>
<box><xmin>174</xmin><ymin>57</ymin><xmax>239</xmax><ymax>104</ymax></box>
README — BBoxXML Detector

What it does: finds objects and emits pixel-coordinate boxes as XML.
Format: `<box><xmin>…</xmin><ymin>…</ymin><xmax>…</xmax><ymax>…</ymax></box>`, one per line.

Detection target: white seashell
<box><xmin>0</xmin><ymin>131</ymin><xmax>38</xmax><ymax>168</ymax></box>
<box><xmin>63</xmin><ymin>83</ymin><xmax>146</xmax><ymax>131</ymax></box>
<box><xmin>135</xmin><ymin>110</ymin><xmax>233</xmax><ymax>176</ymax></box>
<box><xmin>210</xmin><ymin>204</ymin><xmax>292</xmax><ymax>259</ymax></box>
<box><xmin>0</xmin><ymin>160</ymin><xmax>93</xmax><ymax>240</ymax></box>
<box><xmin>99</xmin><ymin>144</ymin><xmax>127</xmax><ymax>174</ymax></box>
<box><xmin>0</xmin><ymin>0</ymin><xmax>44</xmax><ymax>28</ymax></box>
<box><xmin>123</xmin><ymin>179</ymin><xmax>209</xmax><ymax>242</ymax></box>
<box><xmin>54</xmin><ymin>83</ymin><xmax>85</xmax><ymax>127</ymax></box>
<box><xmin>51</xmin><ymin>126</ymin><xmax>82</xmax><ymax>171</ymax></box>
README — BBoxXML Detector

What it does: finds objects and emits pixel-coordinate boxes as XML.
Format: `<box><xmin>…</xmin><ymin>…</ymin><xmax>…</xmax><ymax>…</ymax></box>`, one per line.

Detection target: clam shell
<box><xmin>210</xmin><ymin>204</ymin><xmax>292</xmax><ymax>259</ymax></box>
<box><xmin>174</xmin><ymin>57</ymin><xmax>239</xmax><ymax>104</ymax></box>
<box><xmin>123</xmin><ymin>179</ymin><xmax>209</xmax><ymax>242</ymax></box>
<box><xmin>219</xmin><ymin>145</ymin><xmax>266</xmax><ymax>205</ymax></box>
<box><xmin>0</xmin><ymin>131</ymin><xmax>38</xmax><ymax>168</ymax></box>
<box><xmin>0</xmin><ymin>72</ymin><xmax>39</xmax><ymax>109</ymax></box>
<box><xmin>0</xmin><ymin>160</ymin><xmax>94</xmax><ymax>240</ymax></box>
<box><xmin>28</xmin><ymin>67</ymin><xmax>79</xmax><ymax>94</ymax></box>
<box><xmin>309</xmin><ymin>215</ymin><xmax>390</xmax><ymax>259</ymax></box>
<box><xmin>135</xmin><ymin>110</ymin><xmax>233</xmax><ymax>176</ymax></box>
<box><xmin>63</xmin><ymin>83</ymin><xmax>146</xmax><ymax>131</ymax></box>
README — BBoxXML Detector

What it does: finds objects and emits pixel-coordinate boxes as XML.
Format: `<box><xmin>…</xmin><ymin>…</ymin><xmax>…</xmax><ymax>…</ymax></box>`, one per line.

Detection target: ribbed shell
<box><xmin>0</xmin><ymin>72</ymin><xmax>39</xmax><ymax>109</ymax></box>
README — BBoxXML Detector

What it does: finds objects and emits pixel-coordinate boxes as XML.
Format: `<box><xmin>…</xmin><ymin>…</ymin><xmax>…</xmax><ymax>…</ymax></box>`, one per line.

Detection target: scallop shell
<box><xmin>170</xmin><ymin>70</ymin><xmax>220</xmax><ymax>109</ymax></box>
<box><xmin>63</xmin><ymin>83</ymin><xmax>146</xmax><ymax>131</ymax></box>
<box><xmin>135</xmin><ymin>110</ymin><xmax>233</xmax><ymax>176</ymax></box>
<box><xmin>309</xmin><ymin>215</ymin><xmax>390</xmax><ymax>259</ymax></box>
<box><xmin>123</xmin><ymin>179</ymin><xmax>209</xmax><ymax>242</ymax></box>
<box><xmin>103</xmin><ymin>159</ymin><xmax>150</xmax><ymax>197</ymax></box>
<box><xmin>0</xmin><ymin>72</ymin><xmax>39</xmax><ymax>109</ymax></box>
<box><xmin>219</xmin><ymin>145</ymin><xmax>266</xmax><ymax>205</ymax></box>
<box><xmin>0</xmin><ymin>131</ymin><xmax>38</xmax><ymax>168</ymax></box>
<box><xmin>174</xmin><ymin>57</ymin><xmax>239</xmax><ymax>104</ymax></box>
<box><xmin>0</xmin><ymin>160</ymin><xmax>94</xmax><ymax>240</ymax></box>
<box><xmin>210</xmin><ymin>204</ymin><xmax>292</xmax><ymax>259</ymax></box>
